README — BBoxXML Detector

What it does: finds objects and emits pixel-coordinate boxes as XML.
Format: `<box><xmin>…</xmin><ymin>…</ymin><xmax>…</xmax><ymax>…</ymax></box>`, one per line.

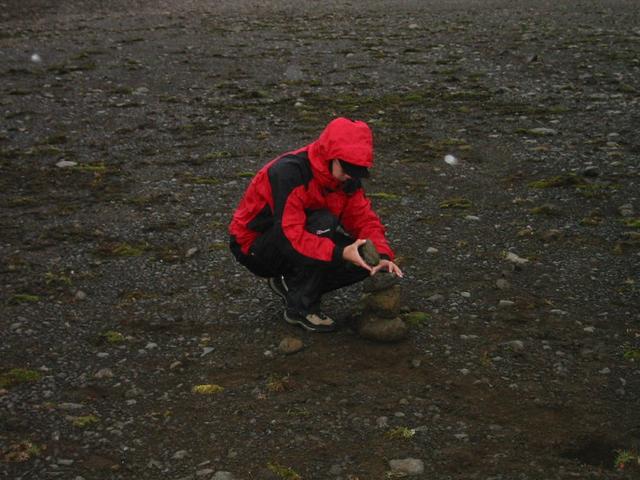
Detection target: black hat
<box><xmin>339</xmin><ymin>159</ymin><xmax>370</xmax><ymax>178</ymax></box>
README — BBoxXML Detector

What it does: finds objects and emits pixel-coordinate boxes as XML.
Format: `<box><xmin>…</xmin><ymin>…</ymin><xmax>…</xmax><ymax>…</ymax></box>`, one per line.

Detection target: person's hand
<box><xmin>342</xmin><ymin>239</ymin><xmax>373</xmax><ymax>272</ymax></box>
<box><xmin>371</xmin><ymin>259</ymin><xmax>404</xmax><ymax>278</ymax></box>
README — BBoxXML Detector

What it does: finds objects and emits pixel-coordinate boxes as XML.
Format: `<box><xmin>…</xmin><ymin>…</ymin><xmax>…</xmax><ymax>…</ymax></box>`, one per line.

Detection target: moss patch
<box><xmin>9</xmin><ymin>293</ymin><xmax>41</xmax><ymax>304</ymax></box>
<box><xmin>623</xmin><ymin>218</ymin><xmax>640</xmax><ymax>228</ymax></box>
<box><xmin>404</xmin><ymin>311</ymin><xmax>430</xmax><ymax>327</ymax></box>
<box><xmin>440</xmin><ymin>197</ymin><xmax>472</xmax><ymax>209</ymax></box>
<box><xmin>368</xmin><ymin>192</ymin><xmax>399</xmax><ymax>200</ymax></box>
<box><xmin>0</xmin><ymin>368</ymin><xmax>42</xmax><ymax>388</ymax></box>
<box><xmin>528</xmin><ymin>174</ymin><xmax>587</xmax><ymax>189</ymax></box>
<box><xmin>71</xmin><ymin>415</ymin><xmax>100</xmax><ymax>427</ymax></box>
<box><xmin>385</xmin><ymin>426</ymin><xmax>416</xmax><ymax>440</ymax></box>
<box><xmin>192</xmin><ymin>384</ymin><xmax>224</xmax><ymax>395</ymax></box>
<box><xmin>3</xmin><ymin>441</ymin><xmax>42</xmax><ymax>463</ymax></box>
<box><xmin>96</xmin><ymin>242</ymin><xmax>147</xmax><ymax>257</ymax></box>
<box><xmin>267</xmin><ymin>462</ymin><xmax>302</xmax><ymax>480</ymax></box>
<box><xmin>101</xmin><ymin>330</ymin><xmax>125</xmax><ymax>344</ymax></box>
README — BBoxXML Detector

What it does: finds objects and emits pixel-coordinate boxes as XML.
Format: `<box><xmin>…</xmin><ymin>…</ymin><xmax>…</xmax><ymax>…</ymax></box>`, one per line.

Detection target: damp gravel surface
<box><xmin>1</xmin><ymin>1</ymin><xmax>639</xmax><ymax>479</ymax></box>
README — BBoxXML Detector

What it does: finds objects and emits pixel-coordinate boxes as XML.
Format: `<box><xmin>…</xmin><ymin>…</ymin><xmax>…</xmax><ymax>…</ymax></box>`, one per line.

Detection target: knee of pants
<box><xmin>305</xmin><ymin>209</ymin><xmax>339</xmax><ymax>238</ymax></box>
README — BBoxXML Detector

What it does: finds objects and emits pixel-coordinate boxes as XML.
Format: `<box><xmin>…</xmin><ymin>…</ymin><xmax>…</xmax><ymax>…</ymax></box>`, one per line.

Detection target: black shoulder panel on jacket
<box><xmin>267</xmin><ymin>152</ymin><xmax>313</xmax><ymax>218</ymax></box>
<box><xmin>268</xmin><ymin>152</ymin><xmax>313</xmax><ymax>188</ymax></box>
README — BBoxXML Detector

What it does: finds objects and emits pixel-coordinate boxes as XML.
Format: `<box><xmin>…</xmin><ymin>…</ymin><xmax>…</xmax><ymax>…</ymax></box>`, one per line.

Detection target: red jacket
<box><xmin>229</xmin><ymin>118</ymin><xmax>394</xmax><ymax>266</ymax></box>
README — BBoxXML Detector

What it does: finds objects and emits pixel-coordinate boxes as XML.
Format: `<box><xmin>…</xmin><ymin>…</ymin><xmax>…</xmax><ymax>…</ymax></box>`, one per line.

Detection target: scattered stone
<box><xmin>284</xmin><ymin>65</ymin><xmax>304</xmax><ymax>81</ymax></box>
<box><xmin>145</xmin><ymin>342</ymin><xmax>158</xmax><ymax>350</ymax></box>
<box><xmin>196</xmin><ymin>468</ymin><xmax>215</xmax><ymax>477</ymax></box>
<box><xmin>619</xmin><ymin>204</ymin><xmax>634</xmax><ymax>217</ymax></box>
<box><xmin>541</xmin><ymin>229</ymin><xmax>564</xmax><ymax>241</ymax></box>
<box><xmin>502</xmin><ymin>340</ymin><xmax>525</xmax><ymax>352</ymax></box>
<box><xmin>583</xmin><ymin>326</ymin><xmax>595</xmax><ymax>333</ymax></box>
<box><xmin>172</xmin><ymin>450</ymin><xmax>188</xmax><ymax>460</ymax></box>
<box><xmin>212</xmin><ymin>472</ymin><xmax>235</xmax><ymax>480</ymax></box>
<box><xmin>170</xmin><ymin>361</ymin><xmax>182</xmax><ymax>370</ymax></box>
<box><xmin>427</xmin><ymin>293</ymin><xmax>445</xmax><ymax>304</ymax></box>
<box><xmin>426</xmin><ymin>247</ymin><xmax>438</xmax><ymax>254</ymax></box>
<box><xmin>201</xmin><ymin>347</ymin><xmax>214</xmax><ymax>357</ymax></box>
<box><xmin>465</xmin><ymin>215</ymin><xmax>480</xmax><ymax>221</ymax></box>
<box><xmin>74</xmin><ymin>290</ymin><xmax>87</xmax><ymax>301</ymax></box>
<box><xmin>329</xmin><ymin>464</ymin><xmax>342</xmax><ymax>475</ymax></box>
<box><xmin>504</xmin><ymin>252</ymin><xmax>529</xmax><ymax>265</ymax></box>
<box><xmin>444</xmin><ymin>154</ymin><xmax>458</xmax><ymax>165</ymax></box>
<box><xmin>58</xmin><ymin>402</ymin><xmax>84</xmax><ymax>410</ymax></box>
<box><xmin>460</xmin><ymin>291</ymin><xmax>471</xmax><ymax>298</ymax></box>
<box><xmin>599</xmin><ymin>367</ymin><xmax>611</xmax><ymax>375</ymax></box>
<box><xmin>56</xmin><ymin>160</ymin><xmax>77</xmax><ymax>168</ymax></box>
<box><xmin>583</xmin><ymin>166</ymin><xmax>599</xmax><ymax>177</ymax></box>
<box><xmin>94</xmin><ymin>368</ymin><xmax>114</xmax><ymax>379</ymax></box>
<box><xmin>278</xmin><ymin>336</ymin><xmax>304</xmax><ymax>355</ymax></box>
<box><xmin>357</xmin><ymin>316</ymin><xmax>407</xmax><ymax>343</ymax></box>
<box><xmin>460</xmin><ymin>334</ymin><xmax>478</xmax><ymax>340</ymax></box>
<box><xmin>389</xmin><ymin>458</ymin><xmax>425</xmax><ymax>476</ymax></box>
<box><xmin>186</xmin><ymin>247</ymin><xmax>199</xmax><ymax>258</ymax></box>
<box><xmin>550</xmin><ymin>309</ymin><xmax>568</xmax><ymax>316</ymax></box>
<box><xmin>529</xmin><ymin>127</ymin><xmax>557</xmax><ymax>136</ymax></box>
<box><xmin>376</xmin><ymin>416</ymin><xmax>389</xmax><ymax>428</ymax></box>
<box><xmin>498</xmin><ymin>300</ymin><xmax>515</xmax><ymax>308</ymax></box>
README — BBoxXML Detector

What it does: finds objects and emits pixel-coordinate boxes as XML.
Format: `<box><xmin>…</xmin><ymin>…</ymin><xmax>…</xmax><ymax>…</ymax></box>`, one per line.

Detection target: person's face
<box><xmin>330</xmin><ymin>159</ymin><xmax>352</xmax><ymax>183</ymax></box>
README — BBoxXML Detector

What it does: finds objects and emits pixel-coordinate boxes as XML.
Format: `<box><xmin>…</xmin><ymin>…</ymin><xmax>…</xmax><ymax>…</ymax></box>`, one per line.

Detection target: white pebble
<box><xmin>444</xmin><ymin>154</ymin><xmax>459</xmax><ymax>166</ymax></box>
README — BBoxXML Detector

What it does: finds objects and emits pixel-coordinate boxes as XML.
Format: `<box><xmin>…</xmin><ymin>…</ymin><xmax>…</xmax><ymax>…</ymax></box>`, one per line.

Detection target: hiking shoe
<box><xmin>284</xmin><ymin>309</ymin><xmax>336</xmax><ymax>333</ymax></box>
<box><xmin>267</xmin><ymin>276</ymin><xmax>288</xmax><ymax>303</ymax></box>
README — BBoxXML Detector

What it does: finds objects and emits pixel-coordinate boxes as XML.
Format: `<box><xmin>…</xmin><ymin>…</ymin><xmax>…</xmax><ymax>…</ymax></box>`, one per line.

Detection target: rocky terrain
<box><xmin>1</xmin><ymin>0</ymin><xmax>639</xmax><ymax>478</ymax></box>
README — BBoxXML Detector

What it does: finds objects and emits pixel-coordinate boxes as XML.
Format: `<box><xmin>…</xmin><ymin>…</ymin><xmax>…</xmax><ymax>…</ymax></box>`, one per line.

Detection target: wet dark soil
<box><xmin>1</xmin><ymin>1</ymin><xmax>639</xmax><ymax>479</ymax></box>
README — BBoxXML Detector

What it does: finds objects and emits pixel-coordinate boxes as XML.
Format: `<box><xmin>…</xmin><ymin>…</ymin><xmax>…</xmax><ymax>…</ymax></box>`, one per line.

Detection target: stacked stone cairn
<box><xmin>355</xmin><ymin>240</ymin><xmax>408</xmax><ymax>342</ymax></box>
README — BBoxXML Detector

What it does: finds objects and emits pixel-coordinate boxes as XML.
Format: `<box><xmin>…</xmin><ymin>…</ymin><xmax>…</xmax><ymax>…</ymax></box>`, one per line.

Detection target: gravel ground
<box><xmin>1</xmin><ymin>1</ymin><xmax>639</xmax><ymax>479</ymax></box>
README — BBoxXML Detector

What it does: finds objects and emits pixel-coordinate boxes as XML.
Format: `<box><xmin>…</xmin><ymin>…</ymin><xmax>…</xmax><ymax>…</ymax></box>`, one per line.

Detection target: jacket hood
<box><xmin>306</xmin><ymin>118</ymin><xmax>373</xmax><ymax>188</ymax></box>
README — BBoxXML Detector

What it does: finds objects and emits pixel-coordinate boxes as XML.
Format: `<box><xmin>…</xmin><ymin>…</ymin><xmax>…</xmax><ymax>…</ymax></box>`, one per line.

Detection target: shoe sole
<box><xmin>284</xmin><ymin>311</ymin><xmax>336</xmax><ymax>333</ymax></box>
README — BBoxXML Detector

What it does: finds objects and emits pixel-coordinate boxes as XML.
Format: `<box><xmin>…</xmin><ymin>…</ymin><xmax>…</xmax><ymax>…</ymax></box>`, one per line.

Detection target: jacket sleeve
<box><xmin>340</xmin><ymin>188</ymin><xmax>395</xmax><ymax>260</ymax></box>
<box><xmin>269</xmin><ymin>161</ymin><xmax>343</xmax><ymax>267</ymax></box>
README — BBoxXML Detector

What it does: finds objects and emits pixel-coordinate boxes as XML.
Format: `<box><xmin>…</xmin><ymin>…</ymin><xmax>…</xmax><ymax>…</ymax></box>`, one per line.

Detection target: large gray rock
<box><xmin>278</xmin><ymin>337</ymin><xmax>304</xmax><ymax>355</ymax></box>
<box><xmin>357</xmin><ymin>316</ymin><xmax>407</xmax><ymax>343</ymax></box>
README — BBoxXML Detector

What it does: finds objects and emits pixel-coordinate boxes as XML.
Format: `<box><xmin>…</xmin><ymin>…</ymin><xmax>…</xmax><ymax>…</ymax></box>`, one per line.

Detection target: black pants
<box><xmin>230</xmin><ymin>210</ymin><xmax>369</xmax><ymax>314</ymax></box>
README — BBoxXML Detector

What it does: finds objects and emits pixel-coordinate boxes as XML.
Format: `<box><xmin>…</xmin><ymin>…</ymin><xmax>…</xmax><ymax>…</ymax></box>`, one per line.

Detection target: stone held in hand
<box><xmin>359</xmin><ymin>239</ymin><xmax>380</xmax><ymax>267</ymax></box>
<box><xmin>357</xmin><ymin>315</ymin><xmax>408</xmax><ymax>342</ymax></box>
